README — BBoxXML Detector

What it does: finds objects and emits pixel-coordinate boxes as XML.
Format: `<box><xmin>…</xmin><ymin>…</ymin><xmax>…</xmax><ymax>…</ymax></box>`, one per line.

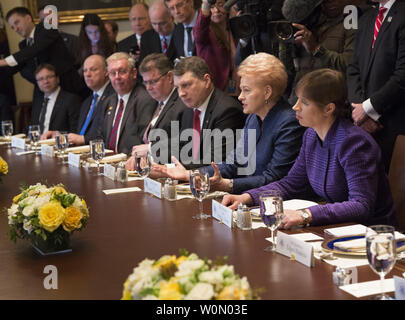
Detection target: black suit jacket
<box><xmin>32</xmin><ymin>89</ymin><xmax>81</xmax><ymax>133</ymax></box>
<box><xmin>98</xmin><ymin>83</ymin><xmax>157</xmax><ymax>155</ymax></box>
<box><xmin>145</xmin><ymin>89</ymin><xmax>187</xmax><ymax>163</ymax></box>
<box><xmin>179</xmin><ymin>88</ymin><xmax>245</xmax><ymax>169</ymax></box>
<box><xmin>117</xmin><ymin>34</ymin><xmax>139</xmax><ymax>54</ymax></box>
<box><xmin>77</xmin><ymin>83</ymin><xmax>115</xmax><ymax>144</ymax></box>
<box><xmin>347</xmin><ymin>0</ymin><xmax>405</xmax><ymax>167</ymax></box>
<box><xmin>139</xmin><ymin>29</ymin><xmax>178</xmax><ymax>63</ymax></box>
<box><xmin>172</xmin><ymin>22</ymin><xmax>197</xmax><ymax>57</ymax></box>
<box><xmin>14</xmin><ymin>22</ymin><xmax>82</xmax><ymax>95</ymax></box>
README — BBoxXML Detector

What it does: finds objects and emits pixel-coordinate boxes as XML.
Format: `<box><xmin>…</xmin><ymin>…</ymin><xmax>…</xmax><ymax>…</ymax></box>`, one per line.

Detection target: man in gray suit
<box><xmin>97</xmin><ymin>52</ymin><xmax>157</xmax><ymax>155</ymax></box>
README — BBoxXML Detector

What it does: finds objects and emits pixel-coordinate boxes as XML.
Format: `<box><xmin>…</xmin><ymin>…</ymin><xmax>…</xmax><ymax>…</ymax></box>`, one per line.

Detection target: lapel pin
<box><xmin>388</xmin><ymin>16</ymin><xmax>392</xmax><ymax>22</ymax></box>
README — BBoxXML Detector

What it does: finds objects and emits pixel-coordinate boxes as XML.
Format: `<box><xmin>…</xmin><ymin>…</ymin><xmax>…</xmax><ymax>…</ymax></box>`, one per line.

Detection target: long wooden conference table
<box><xmin>1</xmin><ymin>145</ymin><xmax>404</xmax><ymax>300</ymax></box>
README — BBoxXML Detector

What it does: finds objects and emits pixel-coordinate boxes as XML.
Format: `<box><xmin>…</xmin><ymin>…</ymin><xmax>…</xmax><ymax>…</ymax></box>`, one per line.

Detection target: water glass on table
<box><xmin>28</xmin><ymin>125</ymin><xmax>41</xmax><ymax>154</ymax></box>
<box><xmin>55</xmin><ymin>131</ymin><xmax>69</xmax><ymax>163</ymax></box>
<box><xmin>366</xmin><ymin>224</ymin><xmax>396</xmax><ymax>300</ymax></box>
<box><xmin>260</xmin><ymin>190</ymin><xmax>284</xmax><ymax>252</ymax></box>
<box><xmin>90</xmin><ymin>139</ymin><xmax>105</xmax><ymax>175</ymax></box>
<box><xmin>1</xmin><ymin>120</ymin><xmax>13</xmax><ymax>147</ymax></box>
<box><xmin>190</xmin><ymin>170</ymin><xmax>210</xmax><ymax>220</ymax></box>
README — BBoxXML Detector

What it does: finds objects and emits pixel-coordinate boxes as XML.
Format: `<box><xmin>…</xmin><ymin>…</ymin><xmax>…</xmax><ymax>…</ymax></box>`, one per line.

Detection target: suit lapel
<box><xmin>153</xmin><ymin>90</ymin><xmax>177</xmax><ymax>129</ymax></box>
<box><xmin>49</xmin><ymin>90</ymin><xmax>62</xmax><ymax>128</ymax></box>
<box><xmin>118</xmin><ymin>88</ymin><xmax>136</xmax><ymax>139</ymax></box>
<box><xmin>201</xmin><ymin>89</ymin><xmax>216</xmax><ymax>131</ymax></box>
<box><xmin>78</xmin><ymin>96</ymin><xmax>92</xmax><ymax>130</ymax></box>
<box><xmin>105</xmin><ymin>95</ymin><xmax>118</xmax><ymax>142</ymax></box>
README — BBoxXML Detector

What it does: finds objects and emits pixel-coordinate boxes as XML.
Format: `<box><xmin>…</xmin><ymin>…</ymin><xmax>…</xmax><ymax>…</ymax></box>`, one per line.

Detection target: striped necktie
<box><xmin>108</xmin><ymin>98</ymin><xmax>124</xmax><ymax>152</ymax></box>
<box><xmin>372</xmin><ymin>6</ymin><xmax>387</xmax><ymax>49</ymax></box>
<box><xmin>162</xmin><ymin>37</ymin><xmax>168</xmax><ymax>55</ymax></box>
<box><xmin>143</xmin><ymin>101</ymin><xmax>164</xmax><ymax>144</ymax></box>
<box><xmin>39</xmin><ymin>97</ymin><xmax>49</xmax><ymax>133</ymax></box>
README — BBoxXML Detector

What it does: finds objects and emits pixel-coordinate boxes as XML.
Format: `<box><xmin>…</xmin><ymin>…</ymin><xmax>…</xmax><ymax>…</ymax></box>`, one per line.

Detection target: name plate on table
<box><xmin>68</xmin><ymin>153</ymin><xmax>81</xmax><ymax>167</ymax></box>
<box><xmin>144</xmin><ymin>177</ymin><xmax>162</xmax><ymax>198</ymax></box>
<box><xmin>41</xmin><ymin>144</ymin><xmax>55</xmax><ymax>157</ymax></box>
<box><xmin>395</xmin><ymin>276</ymin><xmax>405</xmax><ymax>300</ymax></box>
<box><xmin>11</xmin><ymin>137</ymin><xmax>25</xmax><ymax>149</ymax></box>
<box><xmin>104</xmin><ymin>163</ymin><xmax>116</xmax><ymax>181</ymax></box>
<box><xmin>276</xmin><ymin>231</ymin><xmax>314</xmax><ymax>267</ymax></box>
<box><xmin>212</xmin><ymin>200</ymin><xmax>233</xmax><ymax>229</ymax></box>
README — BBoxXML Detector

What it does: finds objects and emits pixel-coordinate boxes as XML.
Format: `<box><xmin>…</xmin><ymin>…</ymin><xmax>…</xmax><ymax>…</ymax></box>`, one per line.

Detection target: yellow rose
<box><xmin>0</xmin><ymin>156</ymin><xmax>8</xmax><ymax>175</ymax></box>
<box><xmin>13</xmin><ymin>193</ymin><xmax>23</xmax><ymax>204</ymax></box>
<box><xmin>121</xmin><ymin>279</ymin><xmax>132</xmax><ymax>300</ymax></box>
<box><xmin>52</xmin><ymin>186</ymin><xmax>67</xmax><ymax>194</ymax></box>
<box><xmin>153</xmin><ymin>255</ymin><xmax>176</xmax><ymax>269</ymax></box>
<box><xmin>38</xmin><ymin>201</ymin><xmax>65</xmax><ymax>232</ymax></box>
<box><xmin>158</xmin><ymin>281</ymin><xmax>181</xmax><ymax>300</ymax></box>
<box><xmin>217</xmin><ymin>286</ymin><xmax>245</xmax><ymax>300</ymax></box>
<box><xmin>175</xmin><ymin>256</ymin><xmax>187</xmax><ymax>266</ymax></box>
<box><xmin>62</xmin><ymin>206</ymin><xmax>83</xmax><ymax>232</ymax></box>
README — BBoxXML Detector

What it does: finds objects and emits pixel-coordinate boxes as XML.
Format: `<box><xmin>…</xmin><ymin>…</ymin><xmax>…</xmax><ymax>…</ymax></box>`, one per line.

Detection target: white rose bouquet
<box><xmin>122</xmin><ymin>250</ymin><xmax>258</xmax><ymax>300</ymax></box>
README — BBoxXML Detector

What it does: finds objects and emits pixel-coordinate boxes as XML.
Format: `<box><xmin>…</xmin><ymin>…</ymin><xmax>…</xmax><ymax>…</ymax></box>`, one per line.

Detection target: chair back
<box><xmin>388</xmin><ymin>135</ymin><xmax>405</xmax><ymax>232</ymax></box>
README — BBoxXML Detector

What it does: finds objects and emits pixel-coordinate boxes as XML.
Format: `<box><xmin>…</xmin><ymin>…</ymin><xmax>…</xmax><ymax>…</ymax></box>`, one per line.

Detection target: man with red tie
<box><xmin>347</xmin><ymin>0</ymin><xmax>405</xmax><ymax>172</ymax></box>
<box><xmin>172</xmin><ymin>56</ymin><xmax>245</xmax><ymax>169</ymax></box>
<box><xmin>96</xmin><ymin>52</ymin><xmax>157</xmax><ymax>155</ymax></box>
<box><xmin>139</xmin><ymin>0</ymin><xmax>178</xmax><ymax>64</ymax></box>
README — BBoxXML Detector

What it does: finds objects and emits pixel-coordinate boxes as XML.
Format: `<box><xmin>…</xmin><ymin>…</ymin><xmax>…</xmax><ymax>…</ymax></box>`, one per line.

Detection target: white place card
<box><xmin>339</xmin><ymin>278</ymin><xmax>395</xmax><ymax>298</ymax></box>
<box><xmin>41</xmin><ymin>144</ymin><xmax>55</xmax><ymax>157</ymax></box>
<box><xmin>11</xmin><ymin>137</ymin><xmax>25</xmax><ymax>150</ymax></box>
<box><xmin>276</xmin><ymin>231</ymin><xmax>314</xmax><ymax>267</ymax></box>
<box><xmin>68</xmin><ymin>152</ymin><xmax>81</xmax><ymax>167</ymax></box>
<box><xmin>104</xmin><ymin>163</ymin><xmax>116</xmax><ymax>181</ymax></box>
<box><xmin>394</xmin><ymin>276</ymin><xmax>405</xmax><ymax>300</ymax></box>
<box><xmin>324</xmin><ymin>224</ymin><xmax>367</xmax><ymax>237</ymax></box>
<box><xmin>102</xmin><ymin>187</ymin><xmax>142</xmax><ymax>195</ymax></box>
<box><xmin>290</xmin><ymin>233</ymin><xmax>324</xmax><ymax>242</ymax></box>
<box><xmin>144</xmin><ymin>177</ymin><xmax>162</xmax><ymax>199</ymax></box>
<box><xmin>212</xmin><ymin>200</ymin><xmax>233</xmax><ymax>229</ymax></box>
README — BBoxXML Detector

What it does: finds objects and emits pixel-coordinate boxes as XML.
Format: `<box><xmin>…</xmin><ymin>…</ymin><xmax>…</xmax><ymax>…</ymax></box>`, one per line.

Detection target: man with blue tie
<box><xmin>68</xmin><ymin>55</ymin><xmax>114</xmax><ymax>146</ymax></box>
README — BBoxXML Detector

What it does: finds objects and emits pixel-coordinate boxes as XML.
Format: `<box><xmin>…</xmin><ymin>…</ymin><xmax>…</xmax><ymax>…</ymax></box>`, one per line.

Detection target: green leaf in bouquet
<box><xmin>178</xmin><ymin>248</ymin><xmax>189</xmax><ymax>257</ymax></box>
<box><xmin>139</xmin><ymin>287</ymin><xmax>160</xmax><ymax>298</ymax></box>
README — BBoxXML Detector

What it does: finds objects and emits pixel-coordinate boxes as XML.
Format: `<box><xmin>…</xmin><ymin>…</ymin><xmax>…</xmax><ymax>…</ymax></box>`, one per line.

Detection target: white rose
<box><xmin>22</xmin><ymin>205</ymin><xmax>35</xmax><ymax>217</ymax></box>
<box><xmin>142</xmin><ymin>294</ymin><xmax>158</xmax><ymax>300</ymax></box>
<box><xmin>175</xmin><ymin>260</ymin><xmax>204</xmax><ymax>278</ymax></box>
<box><xmin>198</xmin><ymin>270</ymin><xmax>223</xmax><ymax>285</ymax></box>
<box><xmin>33</xmin><ymin>194</ymin><xmax>51</xmax><ymax>209</ymax></box>
<box><xmin>19</xmin><ymin>196</ymin><xmax>34</xmax><ymax>207</ymax></box>
<box><xmin>8</xmin><ymin>204</ymin><xmax>18</xmax><ymax>217</ymax></box>
<box><xmin>23</xmin><ymin>220</ymin><xmax>33</xmax><ymax>234</ymax></box>
<box><xmin>185</xmin><ymin>283</ymin><xmax>214</xmax><ymax>300</ymax></box>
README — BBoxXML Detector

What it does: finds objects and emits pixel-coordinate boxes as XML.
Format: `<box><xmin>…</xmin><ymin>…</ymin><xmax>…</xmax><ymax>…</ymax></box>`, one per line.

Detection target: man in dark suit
<box><xmin>173</xmin><ymin>56</ymin><xmax>245</xmax><ymax>169</ymax></box>
<box><xmin>165</xmin><ymin>0</ymin><xmax>199</xmax><ymax>57</ymax></box>
<box><xmin>139</xmin><ymin>0</ymin><xmax>178</xmax><ymax>63</ymax></box>
<box><xmin>0</xmin><ymin>7</ymin><xmax>82</xmax><ymax>96</ymax></box>
<box><xmin>68</xmin><ymin>55</ymin><xmax>114</xmax><ymax>146</ymax></box>
<box><xmin>347</xmin><ymin>0</ymin><xmax>405</xmax><ymax>172</ymax></box>
<box><xmin>96</xmin><ymin>52</ymin><xmax>157</xmax><ymax>155</ymax></box>
<box><xmin>37</xmin><ymin>5</ymin><xmax>79</xmax><ymax>64</ymax></box>
<box><xmin>33</xmin><ymin>64</ymin><xmax>81</xmax><ymax>138</ymax></box>
<box><xmin>117</xmin><ymin>3</ymin><xmax>152</xmax><ymax>62</ymax></box>
<box><xmin>125</xmin><ymin>53</ymin><xmax>187</xmax><ymax>169</ymax></box>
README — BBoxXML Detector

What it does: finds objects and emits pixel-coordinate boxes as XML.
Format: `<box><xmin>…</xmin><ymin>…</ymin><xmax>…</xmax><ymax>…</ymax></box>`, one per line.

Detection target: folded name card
<box><xmin>276</xmin><ymin>231</ymin><xmax>314</xmax><ymax>267</ymax></box>
<box><xmin>68</xmin><ymin>153</ymin><xmax>81</xmax><ymax>167</ymax></box>
<box><xmin>41</xmin><ymin>144</ymin><xmax>55</xmax><ymax>157</ymax></box>
<box><xmin>212</xmin><ymin>200</ymin><xmax>233</xmax><ymax>229</ymax></box>
<box><xmin>11</xmin><ymin>137</ymin><xmax>26</xmax><ymax>150</ymax></box>
<box><xmin>144</xmin><ymin>178</ymin><xmax>162</xmax><ymax>199</ymax></box>
<box><xmin>395</xmin><ymin>276</ymin><xmax>405</xmax><ymax>300</ymax></box>
<box><xmin>104</xmin><ymin>163</ymin><xmax>116</xmax><ymax>181</ymax></box>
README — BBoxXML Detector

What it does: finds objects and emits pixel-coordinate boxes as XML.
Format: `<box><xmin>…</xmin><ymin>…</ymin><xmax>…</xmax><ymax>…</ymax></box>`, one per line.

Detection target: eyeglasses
<box><xmin>108</xmin><ymin>69</ymin><xmax>130</xmax><ymax>77</ymax></box>
<box><xmin>168</xmin><ymin>1</ymin><xmax>186</xmax><ymax>11</ymax></box>
<box><xmin>36</xmin><ymin>75</ymin><xmax>56</xmax><ymax>82</ymax></box>
<box><xmin>143</xmin><ymin>72</ymin><xmax>168</xmax><ymax>87</ymax></box>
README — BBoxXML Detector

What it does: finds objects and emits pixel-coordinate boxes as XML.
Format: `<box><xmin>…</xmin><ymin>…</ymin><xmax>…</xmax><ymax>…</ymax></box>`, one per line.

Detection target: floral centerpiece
<box><xmin>0</xmin><ymin>156</ymin><xmax>8</xmax><ymax>182</ymax></box>
<box><xmin>122</xmin><ymin>250</ymin><xmax>258</xmax><ymax>300</ymax></box>
<box><xmin>7</xmin><ymin>183</ymin><xmax>89</xmax><ymax>254</ymax></box>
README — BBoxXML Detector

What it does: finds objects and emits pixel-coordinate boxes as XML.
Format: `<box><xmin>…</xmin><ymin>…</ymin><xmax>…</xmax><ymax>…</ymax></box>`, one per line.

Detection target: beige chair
<box><xmin>388</xmin><ymin>135</ymin><xmax>405</xmax><ymax>232</ymax></box>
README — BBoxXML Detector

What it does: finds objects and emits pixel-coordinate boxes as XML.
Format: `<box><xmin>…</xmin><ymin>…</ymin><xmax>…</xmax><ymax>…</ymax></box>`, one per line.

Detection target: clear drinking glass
<box><xmin>1</xmin><ymin>120</ymin><xmax>13</xmax><ymax>147</ymax></box>
<box><xmin>189</xmin><ymin>170</ymin><xmax>210</xmax><ymax>220</ymax></box>
<box><xmin>260</xmin><ymin>190</ymin><xmax>284</xmax><ymax>252</ymax></box>
<box><xmin>90</xmin><ymin>139</ymin><xmax>105</xmax><ymax>175</ymax></box>
<box><xmin>28</xmin><ymin>125</ymin><xmax>41</xmax><ymax>154</ymax></box>
<box><xmin>55</xmin><ymin>131</ymin><xmax>69</xmax><ymax>163</ymax></box>
<box><xmin>366</xmin><ymin>225</ymin><xmax>396</xmax><ymax>300</ymax></box>
<box><xmin>133</xmin><ymin>151</ymin><xmax>152</xmax><ymax>179</ymax></box>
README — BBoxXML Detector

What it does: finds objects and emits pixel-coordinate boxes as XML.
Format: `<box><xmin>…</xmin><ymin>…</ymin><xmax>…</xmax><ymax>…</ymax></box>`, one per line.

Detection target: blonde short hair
<box><xmin>237</xmin><ymin>53</ymin><xmax>287</xmax><ymax>102</ymax></box>
<box><xmin>106</xmin><ymin>52</ymin><xmax>136</xmax><ymax>69</ymax></box>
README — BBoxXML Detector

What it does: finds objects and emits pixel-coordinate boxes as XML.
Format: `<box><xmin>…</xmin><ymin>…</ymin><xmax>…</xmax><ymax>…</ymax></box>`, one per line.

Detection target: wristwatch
<box><xmin>313</xmin><ymin>45</ymin><xmax>326</xmax><ymax>58</ymax></box>
<box><xmin>300</xmin><ymin>209</ymin><xmax>310</xmax><ymax>226</ymax></box>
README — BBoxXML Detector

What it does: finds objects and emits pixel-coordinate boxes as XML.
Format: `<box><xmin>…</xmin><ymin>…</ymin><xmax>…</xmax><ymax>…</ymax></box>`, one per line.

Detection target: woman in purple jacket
<box><xmin>222</xmin><ymin>68</ymin><xmax>397</xmax><ymax>229</ymax></box>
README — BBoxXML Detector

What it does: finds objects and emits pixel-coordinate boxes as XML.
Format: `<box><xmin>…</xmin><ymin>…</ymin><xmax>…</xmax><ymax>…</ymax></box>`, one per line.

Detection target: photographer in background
<box><xmin>283</xmin><ymin>0</ymin><xmax>355</xmax><ymax>104</ymax></box>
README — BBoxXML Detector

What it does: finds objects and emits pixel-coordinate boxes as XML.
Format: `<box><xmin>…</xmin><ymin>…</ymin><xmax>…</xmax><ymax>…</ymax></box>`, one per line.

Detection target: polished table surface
<box><xmin>1</xmin><ymin>145</ymin><xmax>404</xmax><ymax>300</ymax></box>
